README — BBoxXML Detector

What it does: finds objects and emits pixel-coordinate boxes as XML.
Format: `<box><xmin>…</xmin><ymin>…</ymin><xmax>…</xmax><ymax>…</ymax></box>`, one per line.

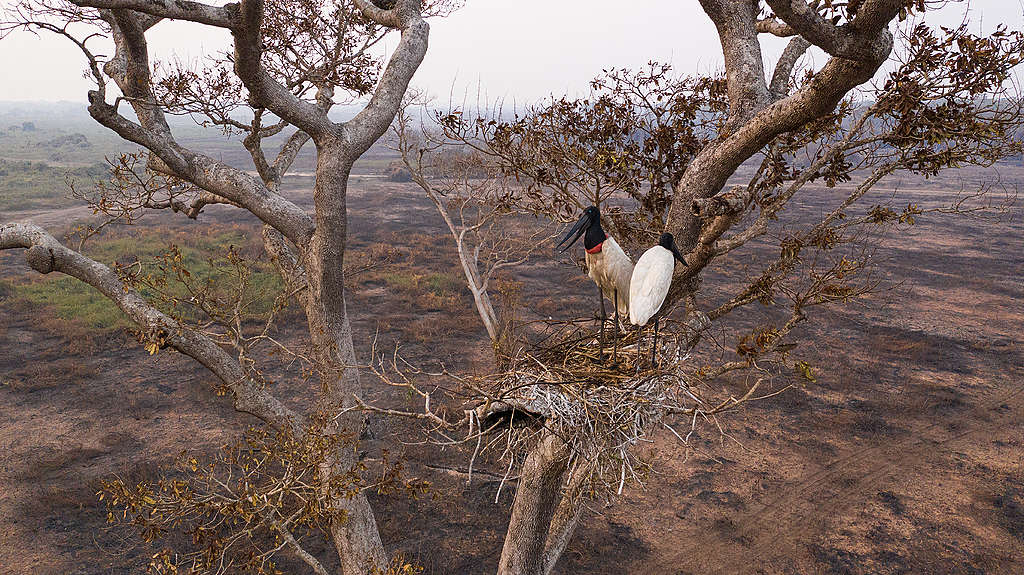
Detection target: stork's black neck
<box><xmin>584</xmin><ymin>220</ymin><xmax>607</xmax><ymax>250</ymax></box>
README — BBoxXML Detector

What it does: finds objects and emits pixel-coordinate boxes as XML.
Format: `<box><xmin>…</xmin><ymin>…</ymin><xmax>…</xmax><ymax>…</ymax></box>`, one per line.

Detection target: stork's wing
<box><xmin>601</xmin><ymin>237</ymin><xmax>634</xmax><ymax>316</ymax></box>
<box><xmin>628</xmin><ymin>248</ymin><xmax>674</xmax><ymax>326</ymax></box>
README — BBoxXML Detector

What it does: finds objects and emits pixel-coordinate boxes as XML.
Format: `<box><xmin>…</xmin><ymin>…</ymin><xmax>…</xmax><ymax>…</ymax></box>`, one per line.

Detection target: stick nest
<box><xmin>474</xmin><ymin>318</ymin><xmax>702</xmax><ymax>493</ymax></box>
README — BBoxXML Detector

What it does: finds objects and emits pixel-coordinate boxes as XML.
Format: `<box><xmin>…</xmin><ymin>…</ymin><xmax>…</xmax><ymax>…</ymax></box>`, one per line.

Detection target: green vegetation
<box><xmin>423</xmin><ymin>272</ymin><xmax>463</xmax><ymax>296</ymax></box>
<box><xmin>5</xmin><ymin>225</ymin><xmax>283</xmax><ymax>332</ymax></box>
<box><xmin>381</xmin><ymin>270</ymin><xmax>462</xmax><ymax>297</ymax></box>
<box><xmin>0</xmin><ymin>160</ymin><xmax>108</xmax><ymax>211</ymax></box>
<box><xmin>16</xmin><ymin>276</ymin><xmax>128</xmax><ymax>330</ymax></box>
<box><xmin>0</xmin><ymin>123</ymin><xmax>132</xmax><ymax>168</ymax></box>
<box><xmin>0</xmin><ymin>103</ymin><xmax>399</xmax><ymax>333</ymax></box>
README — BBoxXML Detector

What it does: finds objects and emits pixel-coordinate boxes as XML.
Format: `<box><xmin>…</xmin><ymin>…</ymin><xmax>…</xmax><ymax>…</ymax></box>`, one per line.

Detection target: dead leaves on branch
<box><xmin>437</xmin><ymin>63</ymin><xmax>726</xmax><ymax>250</ymax></box>
<box><xmin>98</xmin><ymin>422</ymin><xmax>430</xmax><ymax>575</ymax></box>
<box><xmin>69</xmin><ymin>152</ymin><xmax>201</xmax><ymax>250</ymax></box>
<box><xmin>878</xmin><ymin>23</ymin><xmax>1024</xmax><ymax>175</ymax></box>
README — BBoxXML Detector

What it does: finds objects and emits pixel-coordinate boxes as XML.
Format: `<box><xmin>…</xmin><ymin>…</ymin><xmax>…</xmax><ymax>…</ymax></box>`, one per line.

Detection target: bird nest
<box><xmin>472</xmin><ymin>318</ymin><xmax>702</xmax><ymax>493</ymax></box>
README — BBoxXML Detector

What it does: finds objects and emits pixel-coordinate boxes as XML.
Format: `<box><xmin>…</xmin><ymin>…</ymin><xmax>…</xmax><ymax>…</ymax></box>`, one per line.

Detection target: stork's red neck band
<box><xmin>585</xmin><ymin>242</ymin><xmax>604</xmax><ymax>254</ymax></box>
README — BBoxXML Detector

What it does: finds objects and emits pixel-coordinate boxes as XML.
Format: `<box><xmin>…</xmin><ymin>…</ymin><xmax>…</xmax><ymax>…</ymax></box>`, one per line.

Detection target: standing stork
<box><xmin>629</xmin><ymin>233</ymin><xmax>687</xmax><ymax>367</ymax></box>
<box><xmin>556</xmin><ymin>205</ymin><xmax>633</xmax><ymax>360</ymax></box>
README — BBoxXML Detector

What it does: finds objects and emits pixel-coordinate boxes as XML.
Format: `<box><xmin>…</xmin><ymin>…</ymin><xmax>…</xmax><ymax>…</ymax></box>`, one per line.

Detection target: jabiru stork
<box><xmin>629</xmin><ymin>233</ymin><xmax>687</xmax><ymax>367</ymax></box>
<box><xmin>556</xmin><ymin>205</ymin><xmax>633</xmax><ymax>360</ymax></box>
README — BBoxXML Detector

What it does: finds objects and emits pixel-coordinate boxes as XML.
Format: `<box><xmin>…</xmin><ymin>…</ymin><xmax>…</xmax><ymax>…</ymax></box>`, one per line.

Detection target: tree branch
<box><xmin>698</xmin><ymin>0</ymin><xmax>769</xmax><ymax>131</ymax></box>
<box><xmin>756</xmin><ymin>16</ymin><xmax>796</xmax><ymax>37</ymax></box>
<box><xmin>764</xmin><ymin>0</ymin><xmax>847</xmax><ymax>55</ymax></box>
<box><xmin>343</xmin><ymin>0</ymin><xmax>428</xmax><ymax>158</ymax></box>
<box><xmin>267</xmin><ymin>516</ymin><xmax>332</xmax><ymax>575</ymax></box>
<box><xmin>85</xmin><ymin>11</ymin><xmax>315</xmax><ymax>246</ymax></box>
<box><xmin>272</xmin><ymin>129</ymin><xmax>313</xmax><ymax>181</ymax></box>
<box><xmin>665</xmin><ymin>25</ymin><xmax>895</xmax><ymax>306</ymax></box>
<box><xmin>352</xmin><ymin>0</ymin><xmax>401</xmax><ymax>28</ymax></box>
<box><xmin>70</xmin><ymin>0</ymin><xmax>237</xmax><ymax>28</ymax></box>
<box><xmin>769</xmin><ymin>35</ymin><xmax>812</xmax><ymax>101</ymax></box>
<box><xmin>765</xmin><ymin>0</ymin><xmax>901</xmax><ymax>60</ymax></box>
<box><xmin>232</xmin><ymin>0</ymin><xmax>333</xmax><ymax>137</ymax></box>
<box><xmin>88</xmin><ymin>94</ymin><xmax>315</xmax><ymax>245</ymax></box>
<box><xmin>0</xmin><ymin>222</ymin><xmax>305</xmax><ymax>432</ymax></box>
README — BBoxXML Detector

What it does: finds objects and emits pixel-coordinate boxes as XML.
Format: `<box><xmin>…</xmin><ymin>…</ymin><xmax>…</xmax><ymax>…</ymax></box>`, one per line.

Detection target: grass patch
<box><xmin>7</xmin><ymin>224</ymin><xmax>283</xmax><ymax>333</ymax></box>
<box><xmin>16</xmin><ymin>277</ymin><xmax>128</xmax><ymax>330</ymax></box>
<box><xmin>0</xmin><ymin>160</ymin><xmax>108</xmax><ymax>211</ymax></box>
<box><xmin>381</xmin><ymin>271</ymin><xmax>418</xmax><ymax>291</ymax></box>
<box><xmin>362</xmin><ymin>265</ymin><xmax>475</xmax><ymax>344</ymax></box>
<box><xmin>423</xmin><ymin>273</ymin><xmax>463</xmax><ymax>296</ymax></box>
<box><xmin>381</xmin><ymin>270</ymin><xmax>463</xmax><ymax>297</ymax></box>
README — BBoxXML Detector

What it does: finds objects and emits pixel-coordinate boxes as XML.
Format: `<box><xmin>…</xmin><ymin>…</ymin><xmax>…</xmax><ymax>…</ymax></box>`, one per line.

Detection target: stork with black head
<box><xmin>629</xmin><ymin>232</ymin><xmax>687</xmax><ymax>367</ymax></box>
<box><xmin>556</xmin><ymin>205</ymin><xmax>634</xmax><ymax>361</ymax></box>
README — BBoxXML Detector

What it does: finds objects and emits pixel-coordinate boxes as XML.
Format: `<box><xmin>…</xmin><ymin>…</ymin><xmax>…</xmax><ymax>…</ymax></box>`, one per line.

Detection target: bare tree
<box><xmin>391</xmin><ymin>95</ymin><xmax>556</xmax><ymax>351</ymax></box>
<box><xmin>1</xmin><ymin>2</ymin><xmax>1023</xmax><ymax>575</ymax></box>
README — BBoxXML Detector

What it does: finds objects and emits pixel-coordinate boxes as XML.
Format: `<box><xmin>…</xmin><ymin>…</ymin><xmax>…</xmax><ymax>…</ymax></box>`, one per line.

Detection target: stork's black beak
<box><xmin>670</xmin><ymin>241</ymin><xmax>688</xmax><ymax>266</ymax></box>
<box><xmin>556</xmin><ymin>212</ymin><xmax>590</xmax><ymax>252</ymax></box>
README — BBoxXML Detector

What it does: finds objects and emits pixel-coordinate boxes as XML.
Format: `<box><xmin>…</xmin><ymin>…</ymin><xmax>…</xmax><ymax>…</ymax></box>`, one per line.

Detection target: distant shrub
<box><xmin>37</xmin><ymin>133</ymin><xmax>91</xmax><ymax>149</ymax></box>
<box><xmin>0</xmin><ymin>159</ymin><xmax>111</xmax><ymax>211</ymax></box>
<box><xmin>384</xmin><ymin>160</ymin><xmax>412</xmax><ymax>182</ymax></box>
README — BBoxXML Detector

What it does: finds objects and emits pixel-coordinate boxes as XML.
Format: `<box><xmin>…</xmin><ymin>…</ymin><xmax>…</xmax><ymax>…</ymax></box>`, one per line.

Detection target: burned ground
<box><xmin>1</xmin><ymin>166</ymin><xmax>1022</xmax><ymax>573</ymax></box>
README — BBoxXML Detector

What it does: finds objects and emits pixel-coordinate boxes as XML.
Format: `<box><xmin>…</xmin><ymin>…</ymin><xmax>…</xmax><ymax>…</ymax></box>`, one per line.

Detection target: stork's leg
<box><xmin>597</xmin><ymin>285</ymin><xmax>607</xmax><ymax>360</ymax></box>
<box><xmin>635</xmin><ymin>324</ymin><xmax>644</xmax><ymax>374</ymax></box>
<box><xmin>612</xmin><ymin>290</ymin><xmax>620</xmax><ymax>363</ymax></box>
<box><xmin>652</xmin><ymin>317</ymin><xmax>660</xmax><ymax>368</ymax></box>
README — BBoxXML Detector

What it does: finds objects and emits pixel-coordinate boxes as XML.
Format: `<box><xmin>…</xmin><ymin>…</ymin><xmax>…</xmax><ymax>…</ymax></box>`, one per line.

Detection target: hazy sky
<box><xmin>0</xmin><ymin>0</ymin><xmax>1022</xmax><ymax>104</ymax></box>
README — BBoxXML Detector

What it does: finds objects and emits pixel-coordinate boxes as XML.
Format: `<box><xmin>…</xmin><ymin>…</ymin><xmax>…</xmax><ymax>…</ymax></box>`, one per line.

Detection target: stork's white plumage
<box><xmin>556</xmin><ymin>206</ymin><xmax>634</xmax><ymax>318</ymax></box>
<box><xmin>586</xmin><ymin>236</ymin><xmax>632</xmax><ymax>318</ymax></box>
<box><xmin>628</xmin><ymin>233</ymin><xmax>687</xmax><ymax>366</ymax></box>
<box><xmin>556</xmin><ymin>205</ymin><xmax>635</xmax><ymax>360</ymax></box>
<box><xmin>629</xmin><ymin>244</ymin><xmax>676</xmax><ymax>326</ymax></box>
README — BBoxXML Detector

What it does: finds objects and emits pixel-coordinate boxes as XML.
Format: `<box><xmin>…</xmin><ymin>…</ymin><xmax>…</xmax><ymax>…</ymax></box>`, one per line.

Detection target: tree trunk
<box><xmin>497</xmin><ymin>434</ymin><xmax>570</xmax><ymax>575</ymax></box>
<box><xmin>541</xmin><ymin>462</ymin><xmax>592</xmax><ymax>575</ymax></box>
<box><xmin>458</xmin><ymin>241</ymin><xmax>501</xmax><ymax>343</ymax></box>
<box><xmin>304</xmin><ymin>141</ymin><xmax>387</xmax><ymax>574</ymax></box>
<box><xmin>321</xmin><ymin>442</ymin><xmax>388</xmax><ymax>575</ymax></box>
<box><xmin>425</xmin><ymin>188</ymin><xmax>503</xmax><ymax>345</ymax></box>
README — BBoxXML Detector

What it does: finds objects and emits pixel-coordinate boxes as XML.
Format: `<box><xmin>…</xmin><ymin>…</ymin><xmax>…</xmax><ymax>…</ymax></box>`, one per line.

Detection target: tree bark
<box><xmin>429</xmin><ymin>190</ymin><xmax>501</xmax><ymax>344</ymax></box>
<box><xmin>464</xmin><ymin>256</ymin><xmax>501</xmax><ymax>343</ymax></box>
<box><xmin>699</xmin><ymin>0</ymin><xmax>768</xmax><ymax>132</ymax></box>
<box><xmin>302</xmin><ymin>140</ymin><xmax>388</xmax><ymax>575</ymax></box>
<box><xmin>663</xmin><ymin>0</ymin><xmax>901</xmax><ymax>309</ymax></box>
<box><xmin>498</xmin><ymin>434</ymin><xmax>570</xmax><ymax>575</ymax></box>
<box><xmin>541</xmin><ymin>461</ymin><xmax>592</xmax><ymax>575</ymax></box>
